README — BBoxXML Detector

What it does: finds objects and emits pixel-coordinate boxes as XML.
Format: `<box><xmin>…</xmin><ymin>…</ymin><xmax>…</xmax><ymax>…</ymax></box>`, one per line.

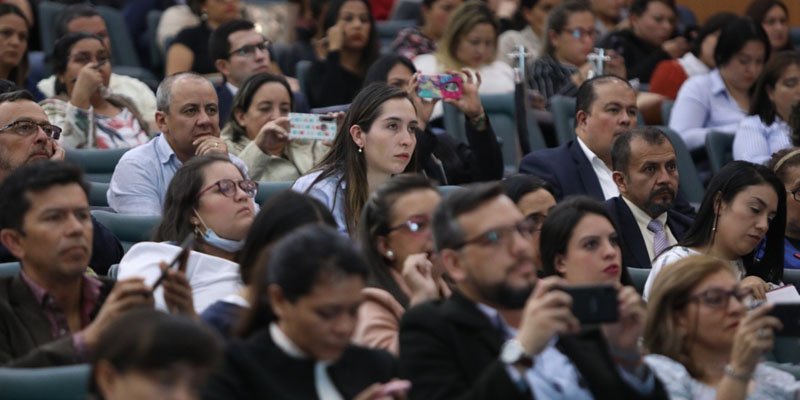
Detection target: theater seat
<box><xmin>255</xmin><ymin>181</ymin><xmax>293</xmax><ymax>205</ymax></box>
<box><xmin>660</xmin><ymin>126</ymin><xmax>704</xmax><ymax>206</ymax></box>
<box><xmin>437</xmin><ymin>185</ymin><xmax>461</xmax><ymax>196</ymax></box>
<box><xmin>91</xmin><ymin>210</ymin><xmax>161</xmax><ymax>252</ymax></box>
<box><xmin>296</xmin><ymin>60</ymin><xmax>312</xmax><ymax>96</ymax></box>
<box><xmin>65</xmin><ymin>148</ymin><xmax>130</xmax><ymax>183</ymax></box>
<box><xmin>89</xmin><ymin>181</ymin><xmax>110</xmax><ymax>208</ymax></box>
<box><xmin>0</xmin><ymin>262</ymin><xmax>20</xmax><ymax>278</ymax></box>
<box><xmin>705</xmin><ymin>131</ymin><xmax>734</xmax><ymax>174</ymax></box>
<box><xmin>627</xmin><ymin>267</ymin><xmax>649</xmax><ymax>295</ymax></box>
<box><xmin>0</xmin><ymin>363</ymin><xmax>90</xmax><ymax>399</ymax></box>
<box><xmin>550</xmin><ymin>95</ymin><xmax>577</xmax><ymax>146</ymax></box>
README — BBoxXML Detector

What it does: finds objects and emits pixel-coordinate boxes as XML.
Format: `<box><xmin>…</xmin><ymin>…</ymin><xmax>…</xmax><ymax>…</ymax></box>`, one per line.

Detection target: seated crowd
<box><xmin>2</xmin><ymin>0</ymin><xmax>800</xmax><ymax>399</ymax></box>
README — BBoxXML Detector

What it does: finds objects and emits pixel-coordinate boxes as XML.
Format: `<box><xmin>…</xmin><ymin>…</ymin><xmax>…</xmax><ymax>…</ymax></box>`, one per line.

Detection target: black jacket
<box><xmin>416</xmin><ymin>118</ymin><xmax>504</xmax><ymax>185</ymax></box>
<box><xmin>598</xmin><ymin>29</ymin><xmax>672</xmax><ymax>84</ymax></box>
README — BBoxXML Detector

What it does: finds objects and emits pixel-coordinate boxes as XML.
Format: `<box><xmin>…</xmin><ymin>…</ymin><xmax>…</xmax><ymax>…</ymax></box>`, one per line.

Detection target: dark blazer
<box><xmin>203</xmin><ymin>326</ymin><xmax>397</xmax><ymax>399</ymax></box>
<box><xmin>0</xmin><ymin>274</ymin><xmax>114</xmax><ymax>367</ymax></box>
<box><xmin>399</xmin><ymin>291</ymin><xmax>667</xmax><ymax>400</ymax></box>
<box><xmin>416</xmin><ymin>118</ymin><xmax>504</xmax><ymax>185</ymax></box>
<box><xmin>519</xmin><ymin>139</ymin><xmax>603</xmax><ymax>201</ymax></box>
<box><xmin>605</xmin><ymin>196</ymin><xmax>695</xmax><ymax>269</ymax></box>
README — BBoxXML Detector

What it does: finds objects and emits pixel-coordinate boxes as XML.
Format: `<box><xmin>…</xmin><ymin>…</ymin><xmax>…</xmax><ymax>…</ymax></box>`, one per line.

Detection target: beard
<box><xmin>470</xmin><ymin>260</ymin><xmax>535</xmax><ymax>310</ymax></box>
<box><xmin>643</xmin><ymin>186</ymin><xmax>676</xmax><ymax>216</ymax></box>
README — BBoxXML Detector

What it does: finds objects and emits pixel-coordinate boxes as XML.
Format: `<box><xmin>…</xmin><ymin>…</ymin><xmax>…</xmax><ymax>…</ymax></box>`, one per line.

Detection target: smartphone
<box><xmin>380</xmin><ymin>380</ymin><xmax>412</xmax><ymax>396</ymax></box>
<box><xmin>768</xmin><ymin>303</ymin><xmax>800</xmax><ymax>336</ymax></box>
<box><xmin>151</xmin><ymin>235</ymin><xmax>195</xmax><ymax>290</ymax></box>
<box><xmin>288</xmin><ymin>112</ymin><xmax>337</xmax><ymax>141</ymax></box>
<box><xmin>558</xmin><ymin>284</ymin><xmax>619</xmax><ymax>324</ymax></box>
<box><xmin>416</xmin><ymin>74</ymin><xmax>462</xmax><ymax>99</ymax></box>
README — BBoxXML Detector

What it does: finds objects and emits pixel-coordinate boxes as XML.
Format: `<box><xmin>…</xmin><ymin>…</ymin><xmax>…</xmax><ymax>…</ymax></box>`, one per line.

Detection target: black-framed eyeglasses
<box><xmin>229</xmin><ymin>40</ymin><xmax>271</xmax><ymax>58</ymax></box>
<box><xmin>388</xmin><ymin>215</ymin><xmax>431</xmax><ymax>236</ymax></box>
<box><xmin>0</xmin><ymin>119</ymin><xmax>61</xmax><ymax>140</ymax></box>
<box><xmin>681</xmin><ymin>286</ymin><xmax>756</xmax><ymax>310</ymax></box>
<box><xmin>564</xmin><ymin>27</ymin><xmax>598</xmax><ymax>40</ymax></box>
<box><xmin>197</xmin><ymin>179</ymin><xmax>258</xmax><ymax>199</ymax></box>
<box><xmin>453</xmin><ymin>219</ymin><xmax>537</xmax><ymax>250</ymax></box>
<box><xmin>788</xmin><ymin>189</ymin><xmax>800</xmax><ymax>202</ymax></box>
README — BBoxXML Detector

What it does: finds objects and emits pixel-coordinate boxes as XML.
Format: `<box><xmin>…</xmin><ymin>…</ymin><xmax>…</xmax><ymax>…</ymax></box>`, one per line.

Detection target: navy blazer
<box><xmin>519</xmin><ymin>139</ymin><xmax>604</xmax><ymax>201</ymax></box>
<box><xmin>605</xmin><ymin>196</ymin><xmax>694</xmax><ymax>269</ymax></box>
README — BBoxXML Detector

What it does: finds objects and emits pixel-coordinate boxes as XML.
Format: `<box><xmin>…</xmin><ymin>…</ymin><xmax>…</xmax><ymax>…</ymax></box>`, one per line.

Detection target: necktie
<box><xmin>647</xmin><ymin>219</ymin><xmax>670</xmax><ymax>258</ymax></box>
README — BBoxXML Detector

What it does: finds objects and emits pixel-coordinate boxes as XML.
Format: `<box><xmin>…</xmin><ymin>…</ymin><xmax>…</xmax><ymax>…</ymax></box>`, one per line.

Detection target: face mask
<box><xmin>193</xmin><ymin>209</ymin><xmax>245</xmax><ymax>253</ymax></box>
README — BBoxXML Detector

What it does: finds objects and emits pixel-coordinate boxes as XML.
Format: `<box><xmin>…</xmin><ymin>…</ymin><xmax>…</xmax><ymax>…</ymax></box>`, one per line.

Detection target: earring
<box><xmin>358</xmin><ymin>147</ymin><xmax>363</xmax><ymax>153</ymax></box>
<box><xmin>385</xmin><ymin>250</ymin><xmax>394</xmax><ymax>259</ymax></box>
<box><xmin>201</xmin><ymin>11</ymin><xmax>208</xmax><ymax>21</ymax></box>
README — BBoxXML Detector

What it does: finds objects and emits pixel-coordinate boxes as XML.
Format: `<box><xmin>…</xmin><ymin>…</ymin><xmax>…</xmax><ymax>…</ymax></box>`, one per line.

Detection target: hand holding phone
<box><xmin>152</xmin><ymin>235</ymin><xmax>195</xmax><ymax>290</ymax></box>
<box><xmin>557</xmin><ymin>284</ymin><xmax>619</xmax><ymax>324</ymax></box>
<box><xmin>416</xmin><ymin>74</ymin><xmax>462</xmax><ymax>99</ymax></box>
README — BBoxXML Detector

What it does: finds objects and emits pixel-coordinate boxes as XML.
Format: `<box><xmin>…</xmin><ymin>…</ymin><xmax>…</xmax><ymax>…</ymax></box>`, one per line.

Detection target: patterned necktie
<box><xmin>647</xmin><ymin>219</ymin><xmax>670</xmax><ymax>258</ymax></box>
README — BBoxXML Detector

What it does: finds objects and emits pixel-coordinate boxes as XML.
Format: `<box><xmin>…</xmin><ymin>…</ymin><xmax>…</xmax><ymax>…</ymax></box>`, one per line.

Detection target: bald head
<box><xmin>156</xmin><ymin>73</ymin><xmax>214</xmax><ymax>114</ymax></box>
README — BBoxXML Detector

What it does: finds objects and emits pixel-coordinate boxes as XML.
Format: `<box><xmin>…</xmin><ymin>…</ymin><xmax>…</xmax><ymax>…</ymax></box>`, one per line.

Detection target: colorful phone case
<box><xmin>288</xmin><ymin>113</ymin><xmax>337</xmax><ymax>141</ymax></box>
<box><xmin>416</xmin><ymin>74</ymin><xmax>462</xmax><ymax>99</ymax></box>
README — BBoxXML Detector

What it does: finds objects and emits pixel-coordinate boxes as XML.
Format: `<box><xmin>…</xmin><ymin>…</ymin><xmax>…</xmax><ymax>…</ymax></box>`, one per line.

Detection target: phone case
<box><xmin>288</xmin><ymin>113</ymin><xmax>337</xmax><ymax>141</ymax></box>
<box><xmin>417</xmin><ymin>74</ymin><xmax>463</xmax><ymax>99</ymax></box>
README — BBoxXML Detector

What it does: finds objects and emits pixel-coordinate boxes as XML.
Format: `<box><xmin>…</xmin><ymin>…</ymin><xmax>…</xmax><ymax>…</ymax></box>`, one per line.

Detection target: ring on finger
<box><xmin>757</xmin><ymin>328</ymin><xmax>768</xmax><ymax>339</ymax></box>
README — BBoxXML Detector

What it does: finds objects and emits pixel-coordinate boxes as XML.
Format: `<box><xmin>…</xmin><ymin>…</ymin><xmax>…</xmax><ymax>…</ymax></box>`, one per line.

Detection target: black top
<box><xmin>598</xmin><ymin>29</ymin><xmax>672</xmax><ymax>84</ymax></box>
<box><xmin>416</xmin><ymin>118</ymin><xmax>504</xmax><ymax>185</ymax></box>
<box><xmin>305</xmin><ymin>51</ymin><xmax>364</xmax><ymax>109</ymax></box>
<box><xmin>528</xmin><ymin>54</ymin><xmax>580</xmax><ymax>103</ymax></box>
<box><xmin>171</xmin><ymin>23</ymin><xmax>216</xmax><ymax>75</ymax></box>
<box><xmin>200</xmin><ymin>300</ymin><xmax>245</xmax><ymax>338</ymax></box>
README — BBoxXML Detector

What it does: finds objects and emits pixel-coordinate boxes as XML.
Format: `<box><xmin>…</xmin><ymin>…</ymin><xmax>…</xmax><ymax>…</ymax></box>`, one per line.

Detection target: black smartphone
<box><xmin>559</xmin><ymin>284</ymin><xmax>619</xmax><ymax>324</ymax></box>
<box><xmin>768</xmin><ymin>303</ymin><xmax>800</xmax><ymax>336</ymax></box>
<box><xmin>151</xmin><ymin>235</ymin><xmax>195</xmax><ymax>290</ymax></box>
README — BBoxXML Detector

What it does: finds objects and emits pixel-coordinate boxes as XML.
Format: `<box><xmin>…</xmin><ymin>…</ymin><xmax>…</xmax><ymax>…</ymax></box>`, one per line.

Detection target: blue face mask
<box><xmin>193</xmin><ymin>210</ymin><xmax>245</xmax><ymax>253</ymax></box>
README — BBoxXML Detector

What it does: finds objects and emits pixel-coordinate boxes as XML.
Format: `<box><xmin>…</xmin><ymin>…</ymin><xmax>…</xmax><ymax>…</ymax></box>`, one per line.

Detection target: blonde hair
<box><xmin>435</xmin><ymin>1</ymin><xmax>499</xmax><ymax>71</ymax></box>
<box><xmin>643</xmin><ymin>255</ymin><xmax>735</xmax><ymax>379</ymax></box>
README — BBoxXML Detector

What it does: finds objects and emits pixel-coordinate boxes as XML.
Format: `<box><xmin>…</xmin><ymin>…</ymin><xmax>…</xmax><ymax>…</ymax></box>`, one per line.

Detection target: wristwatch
<box><xmin>500</xmin><ymin>339</ymin><xmax>534</xmax><ymax>368</ymax></box>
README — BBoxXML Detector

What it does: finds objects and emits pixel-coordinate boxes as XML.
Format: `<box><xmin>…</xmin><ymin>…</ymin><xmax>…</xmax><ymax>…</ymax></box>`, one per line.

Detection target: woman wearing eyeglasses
<box><xmin>354</xmin><ymin>174</ymin><xmax>450</xmax><ymax>354</ymax></box>
<box><xmin>502</xmin><ymin>173</ymin><xmax>556</xmax><ymax>271</ymax></box>
<box><xmin>644</xmin><ymin>254</ymin><xmax>799</xmax><ymax>400</ymax></box>
<box><xmin>40</xmin><ymin>32</ymin><xmax>153</xmax><ymax>150</ymax></box>
<box><xmin>117</xmin><ymin>154</ymin><xmax>257</xmax><ymax>314</ymax></box>
<box><xmin>768</xmin><ymin>148</ymin><xmax>800</xmax><ymax>269</ymax></box>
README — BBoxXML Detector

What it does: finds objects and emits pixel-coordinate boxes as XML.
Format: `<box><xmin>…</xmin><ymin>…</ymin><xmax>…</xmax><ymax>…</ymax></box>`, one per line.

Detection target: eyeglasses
<box><xmin>564</xmin><ymin>28</ymin><xmax>598</xmax><ymax>40</ymax></box>
<box><xmin>525</xmin><ymin>212</ymin><xmax>547</xmax><ymax>232</ymax></box>
<box><xmin>229</xmin><ymin>40</ymin><xmax>271</xmax><ymax>58</ymax></box>
<box><xmin>454</xmin><ymin>219</ymin><xmax>537</xmax><ymax>250</ymax></box>
<box><xmin>388</xmin><ymin>215</ymin><xmax>431</xmax><ymax>235</ymax></box>
<box><xmin>69</xmin><ymin>51</ymin><xmax>111</xmax><ymax>66</ymax></box>
<box><xmin>0</xmin><ymin>119</ymin><xmax>61</xmax><ymax>140</ymax></box>
<box><xmin>196</xmin><ymin>179</ymin><xmax>258</xmax><ymax>199</ymax></box>
<box><xmin>788</xmin><ymin>189</ymin><xmax>800</xmax><ymax>202</ymax></box>
<box><xmin>683</xmin><ymin>287</ymin><xmax>756</xmax><ymax>309</ymax></box>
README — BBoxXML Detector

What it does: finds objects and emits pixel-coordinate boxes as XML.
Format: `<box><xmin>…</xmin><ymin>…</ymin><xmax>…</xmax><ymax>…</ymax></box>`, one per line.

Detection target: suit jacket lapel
<box><xmin>568</xmin><ymin>141</ymin><xmax>604</xmax><ymax>201</ymax></box>
<box><xmin>616</xmin><ymin>198</ymin><xmax>652</xmax><ymax>268</ymax></box>
<box><xmin>442</xmin><ymin>292</ymin><xmax>506</xmax><ymax>354</ymax></box>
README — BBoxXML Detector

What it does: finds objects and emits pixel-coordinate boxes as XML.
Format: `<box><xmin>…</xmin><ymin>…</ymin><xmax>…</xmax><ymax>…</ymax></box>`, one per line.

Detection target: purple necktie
<box><xmin>647</xmin><ymin>219</ymin><xmax>670</xmax><ymax>258</ymax></box>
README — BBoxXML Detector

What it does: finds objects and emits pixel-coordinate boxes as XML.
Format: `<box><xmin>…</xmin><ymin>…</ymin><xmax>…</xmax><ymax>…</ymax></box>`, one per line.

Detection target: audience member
<box><xmin>41</xmin><ymin>32</ymin><xmax>153</xmax><ymax>149</ymax></box>
<box><xmin>222</xmin><ymin>73</ymin><xmax>326</xmax><ymax>182</ymax></box>
<box><xmin>0</xmin><ymin>89</ymin><xmax>122</xmax><ymax>275</ymax></box>
<box><xmin>643</xmin><ymin>161</ymin><xmax>786</xmax><ymax>300</ymax></box>
<box><xmin>0</xmin><ymin>161</ymin><xmax>155</xmax><ymax>367</ymax></box>
<box><xmin>497</xmin><ymin>0</ymin><xmax>561</xmax><ymax>66</ymax></box>
<box><xmin>644</xmin><ymin>255</ymin><xmax>800</xmax><ymax>399</ymax></box>
<box><xmin>501</xmin><ymin>173</ymin><xmax>556</xmax><ymax>270</ymax></box>
<box><xmin>520</xmin><ymin>75</ymin><xmax>637</xmax><ymax>201</ymax></box>
<box><xmin>273</xmin><ymin>0</ymin><xmax>329</xmax><ymax>78</ymax></box>
<box><xmin>597</xmin><ymin>0</ymin><xmax>688</xmax><ymax>84</ymax></box>
<box><xmin>364</xmin><ymin>56</ymin><xmax>504</xmax><ymax>184</ymax></box>
<box><xmin>292</xmin><ymin>84</ymin><xmax>418</xmax><ymax>234</ymax></box>
<box><xmin>202</xmin><ymin>225</ymin><xmax>404</xmax><ymax>399</ymax></box>
<box><xmin>768</xmin><ymin>147</ymin><xmax>800</xmax><ymax>269</ymax></box>
<box><xmin>746</xmin><ymin>0</ymin><xmax>794</xmax><ymax>55</ymax></box>
<box><xmin>399</xmin><ymin>182</ymin><xmax>666</xmax><ymax>399</ymax></box>
<box><xmin>527</xmin><ymin>1</ymin><xmax>625</xmax><ymax>103</ymax></box>
<box><xmin>166</xmin><ymin>0</ymin><xmax>241</xmax><ymax>75</ymax></box>
<box><xmin>649</xmin><ymin>12</ymin><xmax>737</xmax><ymax>100</ymax></box>
<box><xmin>91</xmin><ymin>309</ymin><xmax>221</xmax><ymax>400</ymax></box>
<box><xmin>392</xmin><ymin>0</ymin><xmax>462</xmax><ymax>60</ymax></box>
<box><xmin>36</xmin><ymin>4</ymin><xmax>157</xmax><ymax>128</ymax></box>
<box><xmin>306</xmin><ymin>0</ymin><xmax>380</xmax><ymax>108</ymax></box>
<box><xmin>118</xmin><ymin>154</ymin><xmax>255</xmax><ymax>314</ymax></box>
<box><xmin>355</xmin><ymin>174</ymin><xmax>449</xmax><ymax>354</ymax></box>
<box><xmin>734</xmin><ymin>51</ymin><xmax>800</xmax><ymax>164</ymax></box>
<box><xmin>606</xmin><ymin>127</ymin><xmax>693</xmax><ymax>269</ymax></box>
<box><xmin>0</xmin><ymin>4</ymin><xmax>28</xmax><ymax>89</ymax></box>
<box><xmin>201</xmin><ymin>190</ymin><xmax>337</xmax><ymax>337</ymax></box>
<box><xmin>669</xmin><ymin>17</ymin><xmax>770</xmax><ymax>151</ymax></box>
<box><xmin>414</xmin><ymin>1</ymin><xmax>515</xmax><ymax>119</ymax></box>
<box><xmin>590</xmin><ymin>0</ymin><xmax>624</xmax><ymax>39</ymax></box>
<box><xmin>108</xmin><ymin>72</ymin><xmax>248</xmax><ymax>215</ymax></box>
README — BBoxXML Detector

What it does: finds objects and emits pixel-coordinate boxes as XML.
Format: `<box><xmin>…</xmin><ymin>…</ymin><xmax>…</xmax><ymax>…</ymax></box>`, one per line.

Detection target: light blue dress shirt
<box><xmin>669</xmin><ymin>69</ymin><xmax>747</xmax><ymax>151</ymax></box>
<box><xmin>733</xmin><ymin>115</ymin><xmax>792</xmax><ymax>165</ymax></box>
<box><xmin>108</xmin><ymin>133</ymin><xmax>249</xmax><ymax>215</ymax></box>
<box><xmin>291</xmin><ymin>170</ymin><xmax>347</xmax><ymax>234</ymax></box>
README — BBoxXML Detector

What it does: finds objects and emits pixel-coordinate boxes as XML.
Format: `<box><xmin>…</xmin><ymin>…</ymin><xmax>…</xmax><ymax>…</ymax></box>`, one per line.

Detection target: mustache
<box><xmin>649</xmin><ymin>186</ymin><xmax>676</xmax><ymax>200</ymax></box>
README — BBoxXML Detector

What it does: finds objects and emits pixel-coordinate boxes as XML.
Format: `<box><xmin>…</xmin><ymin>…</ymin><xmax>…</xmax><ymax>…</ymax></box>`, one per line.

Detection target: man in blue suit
<box><xmin>520</xmin><ymin>75</ymin><xmax>637</xmax><ymax>201</ymax></box>
<box><xmin>606</xmin><ymin>127</ymin><xmax>693</xmax><ymax>269</ymax></box>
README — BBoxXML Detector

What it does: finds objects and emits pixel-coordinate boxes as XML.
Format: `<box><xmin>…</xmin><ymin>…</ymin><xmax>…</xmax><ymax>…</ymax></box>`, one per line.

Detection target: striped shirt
<box><xmin>733</xmin><ymin>115</ymin><xmax>792</xmax><ymax>165</ymax></box>
<box><xmin>527</xmin><ymin>54</ymin><xmax>579</xmax><ymax>103</ymax></box>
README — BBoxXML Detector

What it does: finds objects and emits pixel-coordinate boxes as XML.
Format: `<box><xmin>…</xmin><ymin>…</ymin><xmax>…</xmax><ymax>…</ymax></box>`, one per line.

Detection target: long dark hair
<box><xmin>746</xmin><ymin>0</ymin><xmax>794</xmax><ymax>52</ymax></box>
<box><xmin>303</xmin><ymin>83</ymin><xmax>417</xmax><ymax>234</ymax></box>
<box><xmin>680</xmin><ymin>161</ymin><xmax>785</xmax><ymax>282</ymax></box>
<box><xmin>323</xmin><ymin>0</ymin><xmax>380</xmax><ymax>73</ymax></box>
<box><xmin>358</xmin><ymin>173</ymin><xmax>437</xmax><ymax>308</ymax></box>
<box><xmin>749</xmin><ymin>50</ymin><xmax>800</xmax><ymax>124</ymax></box>
<box><xmin>363</xmin><ymin>54</ymin><xmax>416</xmax><ymax>87</ymax></box>
<box><xmin>714</xmin><ymin>17</ymin><xmax>771</xmax><ymax>68</ymax></box>
<box><xmin>539</xmin><ymin>196</ymin><xmax>633</xmax><ymax>286</ymax></box>
<box><xmin>502</xmin><ymin>173</ymin><xmax>554</xmax><ymax>204</ymax></box>
<box><xmin>0</xmin><ymin>4</ymin><xmax>28</xmax><ymax>89</ymax></box>
<box><xmin>238</xmin><ymin>225</ymin><xmax>369</xmax><ymax>337</ymax></box>
<box><xmin>52</xmin><ymin>31</ymin><xmax>107</xmax><ymax>95</ymax></box>
<box><xmin>227</xmin><ymin>73</ymin><xmax>294</xmax><ymax>144</ymax></box>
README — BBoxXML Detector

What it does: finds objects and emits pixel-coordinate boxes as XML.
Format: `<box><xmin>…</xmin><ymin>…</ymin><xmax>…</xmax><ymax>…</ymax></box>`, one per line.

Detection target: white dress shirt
<box><xmin>225</xmin><ymin>82</ymin><xmax>239</xmax><ymax>97</ymax></box>
<box><xmin>622</xmin><ymin>197</ymin><xmax>677</xmax><ymax>261</ymax></box>
<box><xmin>576</xmin><ymin>137</ymin><xmax>619</xmax><ymax>200</ymax></box>
<box><xmin>269</xmin><ymin>323</ymin><xmax>344</xmax><ymax>400</ymax></box>
<box><xmin>733</xmin><ymin>115</ymin><xmax>792</xmax><ymax>165</ymax></box>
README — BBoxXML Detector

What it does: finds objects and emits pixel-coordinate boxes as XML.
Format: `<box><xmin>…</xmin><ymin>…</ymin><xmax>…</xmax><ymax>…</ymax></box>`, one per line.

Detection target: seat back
<box><xmin>782</xmin><ymin>269</ymin><xmax>800</xmax><ymax>287</ymax></box>
<box><xmin>89</xmin><ymin>181</ymin><xmax>110</xmax><ymax>208</ymax></box>
<box><xmin>65</xmin><ymin>148</ymin><xmax>130</xmax><ymax>183</ymax></box>
<box><xmin>37</xmin><ymin>1</ymin><xmax>65</xmax><ymax>55</ymax></box>
<box><xmin>438</xmin><ymin>185</ymin><xmax>461</xmax><ymax>195</ymax></box>
<box><xmin>0</xmin><ymin>363</ymin><xmax>91</xmax><ymax>399</ymax></box>
<box><xmin>705</xmin><ymin>131</ymin><xmax>734</xmax><ymax>173</ymax></box>
<box><xmin>661</xmin><ymin>100</ymin><xmax>674</xmax><ymax>125</ymax></box>
<box><xmin>550</xmin><ymin>95</ymin><xmax>577</xmax><ymax>145</ymax></box>
<box><xmin>660</xmin><ymin>126</ymin><xmax>704</xmax><ymax>205</ymax></box>
<box><xmin>97</xmin><ymin>6</ymin><xmax>142</xmax><ymax>68</ymax></box>
<box><xmin>0</xmin><ymin>262</ymin><xmax>20</xmax><ymax>278</ymax></box>
<box><xmin>255</xmin><ymin>181</ymin><xmax>293</xmax><ymax>205</ymax></box>
<box><xmin>296</xmin><ymin>60</ymin><xmax>313</xmax><ymax>96</ymax></box>
<box><xmin>391</xmin><ymin>0</ymin><xmax>421</xmax><ymax>21</ymax></box>
<box><xmin>792</xmin><ymin>27</ymin><xmax>800</xmax><ymax>50</ymax></box>
<box><xmin>91</xmin><ymin>210</ymin><xmax>161</xmax><ymax>252</ymax></box>
<box><xmin>627</xmin><ymin>267</ymin><xmax>649</xmax><ymax>295</ymax></box>
<box><xmin>147</xmin><ymin>10</ymin><xmax>165</xmax><ymax>73</ymax></box>
<box><xmin>377</xmin><ymin>20</ymin><xmax>415</xmax><ymax>53</ymax></box>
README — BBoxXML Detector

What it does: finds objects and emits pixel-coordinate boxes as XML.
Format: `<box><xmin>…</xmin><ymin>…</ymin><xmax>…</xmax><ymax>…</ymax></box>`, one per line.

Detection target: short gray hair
<box><xmin>156</xmin><ymin>72</ymin><xmax>208</xmax><ymax>113</ymax></box>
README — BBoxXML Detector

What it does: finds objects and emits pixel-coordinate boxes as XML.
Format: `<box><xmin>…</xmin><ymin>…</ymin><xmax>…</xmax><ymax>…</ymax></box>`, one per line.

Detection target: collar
<box><xmin>154</xmin><ymin>133</ymin><xmax>180</xmax><ymax>166</ymax></box>
<box><xmin>20</xmin><ymin>270</ymin><xmax>103</xmax><ymax>308</ymax></box>
<box><xmin>621</xmin><ymin>196</ymin><xmax>668</xmax><ymax>227</ymax></box>
<box><xmin>225</xmin><ymin>82</ymin><xmax>239</xmax><ymax>96</ymax></box>
<box><xmin>576</xmin><ymin>136</ymin><xmax>610</xmax><ymax>172</ymax></box>
<box><xmin>709</xmin><ymin>69</ymin><xmax>727</xmax><ymax>96</ymax></box>
<box><xmin>270</xmin><ymin>322</ymin><xmax>308</xmax><ymax>359</ymax></box>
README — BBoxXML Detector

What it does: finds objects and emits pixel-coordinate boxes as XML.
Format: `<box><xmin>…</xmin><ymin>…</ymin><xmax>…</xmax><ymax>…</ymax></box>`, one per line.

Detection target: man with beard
<box><xmin>398</xmin><ymin>182</ymin><xmax>667</xmax><ymax>400</ymax></box>
<box><xmin>605</xmin><ymin>127</ymin><xmax>694</xmax><ymax>269</ymax></box>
